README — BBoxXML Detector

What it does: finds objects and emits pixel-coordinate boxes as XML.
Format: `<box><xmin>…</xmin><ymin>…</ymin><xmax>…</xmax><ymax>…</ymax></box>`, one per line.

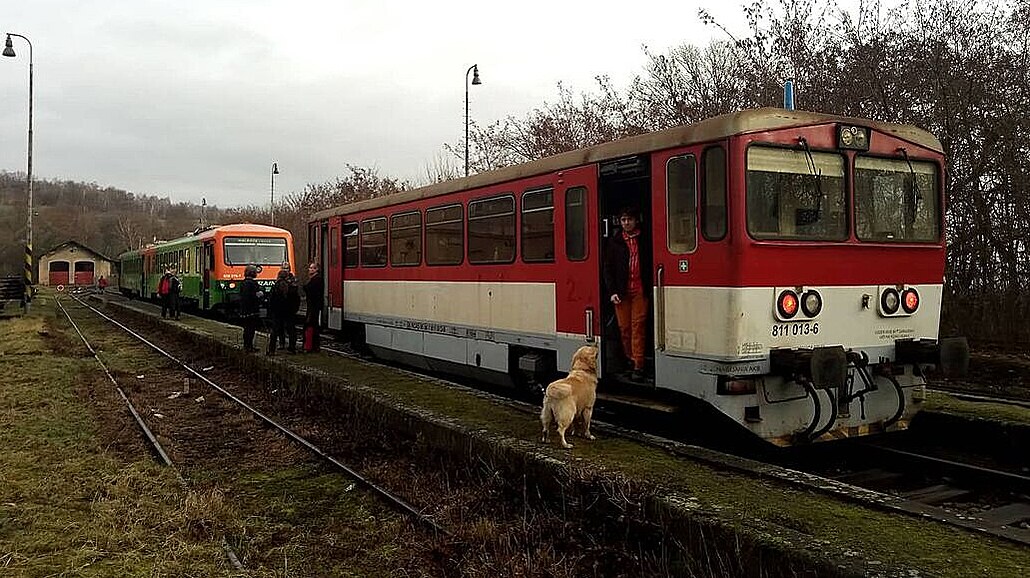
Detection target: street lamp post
<box><xmin>464</xmin><ymin>64</ymin><xmax>481</xmax><ymax>178</ymax></box>
<box><xmin>270</xmin><ymin>161</ymin><xmax>279</xmax><ymax>226</ymax></box>
<box><xmin>4</xmin><ymin>33</ymin><xmax>33</xmax><ymax>307</ymax></box>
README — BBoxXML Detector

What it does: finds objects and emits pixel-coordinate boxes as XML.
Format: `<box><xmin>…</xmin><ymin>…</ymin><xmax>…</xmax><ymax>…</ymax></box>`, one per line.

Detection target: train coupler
<box><xmin>894</xmin><ymin>337</ymin><xmax>969</xmax><ymax>377</ymax></box>
<box><xmin>770</xmin><ymin>345</ymin><xmax>847</xmax><ymax>389</ymax></box>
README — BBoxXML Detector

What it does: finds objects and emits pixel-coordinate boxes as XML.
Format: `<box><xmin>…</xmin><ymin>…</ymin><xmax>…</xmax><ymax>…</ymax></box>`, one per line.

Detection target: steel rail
<box><xmin>72</xmin><ymin>294</ymin><xmax>450</xmax><ymax>538</ymax></box>
<box><xmin>859</xmin><ymin>443</ymin><xmax>1030</xmax><ymax>491</ymax></box>
<box><xmin>928</xmin><ymin>387</ymin><xmax>1030</xmax><ymax>410</ymax></box>
<box><xmin>56</xmin><ymin>297</ymin><xmax>245</xmax><ymax>570</ymax></box>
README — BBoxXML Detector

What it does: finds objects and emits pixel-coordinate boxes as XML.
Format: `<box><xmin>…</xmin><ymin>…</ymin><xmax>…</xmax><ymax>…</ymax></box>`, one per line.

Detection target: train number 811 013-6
<box><xmin>771</xmin><ymin>322</ymin><xmax>820</xmax><ymax>337</ymax></box>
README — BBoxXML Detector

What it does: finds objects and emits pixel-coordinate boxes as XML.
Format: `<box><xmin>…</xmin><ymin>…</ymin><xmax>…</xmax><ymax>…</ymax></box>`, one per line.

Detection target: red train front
<box><xmin>308</xmin><ymin>108</ymin><xmax>967</xmax><ymax>445</ymax></box>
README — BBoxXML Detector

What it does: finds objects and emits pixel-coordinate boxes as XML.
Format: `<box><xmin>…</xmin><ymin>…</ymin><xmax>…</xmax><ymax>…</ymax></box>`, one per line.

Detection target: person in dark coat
<box><xmin>266</xmin><ymin>264</ymin><xmax>299</xmax><ymax>355</ymax></box>
<box><xmin>158</xmin><ymin>268</ymin><xmax>181</xmax><ymax>319</ymax></box>
<box><xmin>602</xmin><ymin>207</ymin><xmax>651</xmax><ymax>381</ymax></box>
<box><xmin>303</xmin><ymin>262</ymin><xmax>323</xmax><ymax>353</ymax></box>
<box><xmin>239</xmin><ymin>265</ymin><xmax>263</xmax><ymax>352</ymax></box>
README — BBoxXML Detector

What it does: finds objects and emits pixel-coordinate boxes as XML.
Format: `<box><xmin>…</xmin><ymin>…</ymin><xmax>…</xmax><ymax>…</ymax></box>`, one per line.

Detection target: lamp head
<box><xmin>471</xmin><ymin>64</ymin><xmax>481</xmax><ymax>85</ymax></box>
<box><xmin>272</xmin><ymin>162</ymin><xmax>279</xmax><ymax>175</ymax></box>
<box><xmin>3</xmin><ymin>35</ymin><xmax>15</xmax><ymax>58</ymax></box>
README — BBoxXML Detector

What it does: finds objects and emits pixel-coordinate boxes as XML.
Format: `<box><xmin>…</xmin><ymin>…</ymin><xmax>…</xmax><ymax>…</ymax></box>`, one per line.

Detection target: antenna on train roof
<box><xmin>783</xmin><ymin>79</ymin><xmax>795</xmax><ymax>110</ymax></box>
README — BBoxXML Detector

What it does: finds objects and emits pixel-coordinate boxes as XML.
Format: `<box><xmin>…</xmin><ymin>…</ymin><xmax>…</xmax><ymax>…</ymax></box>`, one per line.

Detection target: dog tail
<box><xmin>545</xmin><ymin>381</ymin><xmax>572</xmax><ymax>400</ymax></box>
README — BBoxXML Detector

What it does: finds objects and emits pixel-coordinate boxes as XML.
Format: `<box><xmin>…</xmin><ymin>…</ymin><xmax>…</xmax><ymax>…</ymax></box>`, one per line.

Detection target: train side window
<box><xmin>522</xmin><ymin>188</ymin><xmax>554</xmax><ymax>263</ymax></box>
<box><xmin>342</xmin><ymin>223</ymin><xmax>358</xmax><ymax>268</ymax></box>
<box><xmin>667</xmin><ymin>154</ymin><xmax>698</xmax><ymax>254</ymax></box>
<box><xmin>426</xmin><ymin>204</ymin><xmax>464</xmax><ymax>265</ymax></box>
<box><xmin>468</xmin><ymin>195</ymin><xmax>516</xmax><ymax>264</ymax></box>
<box><xmin>565</xmin><ymin>186</ymin><xmax>587</xmax><ymax>261</ymax></box>
<box><xmin>360</xmin><ymin>218</ymin><xmax>387</xmax><ymax>267</ymax></box>
<box><xmin>390</xmin><ymin>211</ymin><xmax>422</xmax><ymax>266</ymax></box>
<box><xmin>702</xmin><ymin>146</ymin><xmax>727</xmax><ymax>241</ymax></box>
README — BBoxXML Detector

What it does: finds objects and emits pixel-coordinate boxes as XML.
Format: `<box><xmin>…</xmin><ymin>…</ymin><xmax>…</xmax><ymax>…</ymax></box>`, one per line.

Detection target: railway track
<box><xmin>55</xmin><ymin>297</ymin><xmax>245</xmax><ymax>570</ymax></box>
<box><xmin>67</xmin><ymin>294</ymin><xmax>450</xmax><ymax>538</ymax></box>
<box><xmin>88</xmin><ymin>292</ymin><xmax>1030</xmax><ymax>548</ymax></box>
<box><xmin>785</xmin><ymin>438</ymin><xmax>1030</xmax><ymax>546</ymax></box>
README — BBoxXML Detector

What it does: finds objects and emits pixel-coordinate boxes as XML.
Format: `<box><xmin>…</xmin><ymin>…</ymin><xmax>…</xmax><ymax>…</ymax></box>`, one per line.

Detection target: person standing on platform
<box><xmin>168</xmin><ymin>267</ymin><xmax>181</xmax><ymax>320</ymax></box>
<box><xmin>303</xmin><ymin>262</ymin><xmax>323</xmax><ymax>353</ymax></box>
<box><xmin>158</xmin><ymin>268</ymin><xmax>174</xmax><ymax>318</ymax></box>
<box><xmin>240</xmin><ymin>265</ymin><xmax>262</xmax><ymax>352</ymax></box>
<box><xmin>267</xmin><ymin>264</ymin><xmax>300</xmax><ymax>355</ymax></box>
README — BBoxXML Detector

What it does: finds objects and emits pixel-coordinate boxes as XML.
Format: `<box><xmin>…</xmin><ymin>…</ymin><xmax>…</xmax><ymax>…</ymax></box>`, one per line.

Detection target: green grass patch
<box><xmin>924</xmin><ymin>390</ymin><xmax>1030</xmax><ymax>425</ymax></box>
<box><xmin>0</xmin><ymin>312</ymin><xmax>234</xmax><ymax>576</ymax></box>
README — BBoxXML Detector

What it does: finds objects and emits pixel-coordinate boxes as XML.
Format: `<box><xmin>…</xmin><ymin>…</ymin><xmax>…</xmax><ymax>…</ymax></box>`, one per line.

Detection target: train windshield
<box><xmin>855</xmin><ymin>156</ymin><xmax>940</xmax><ymax>242</ymax></box>
<box><xmin>223</xmin><ymin>237</ymin><xmax>288</xmax><ymax>265</ymax></box>
<box><xmin>746</xmin><ymin>146</ymin><xmax>847</xmax><ymax>241</ymax></box>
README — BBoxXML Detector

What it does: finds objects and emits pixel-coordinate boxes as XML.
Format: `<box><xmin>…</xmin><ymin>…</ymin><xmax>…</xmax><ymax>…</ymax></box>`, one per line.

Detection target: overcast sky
<box><xmin>0</xmin><ymin>1</ymin><xmax>761</xmax><ymax>208</ymax></box>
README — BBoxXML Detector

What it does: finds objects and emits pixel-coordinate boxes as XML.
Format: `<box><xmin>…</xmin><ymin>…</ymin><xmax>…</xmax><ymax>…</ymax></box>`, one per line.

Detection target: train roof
<box><xmin>117</xmin><ymin>223</ymin><xmax>291</xmax><ymax>259</ymax></box>
<box><xmin>313</xmin><ymin>107</ymin><xmax>944</xmax><ymax>220</ymax></box>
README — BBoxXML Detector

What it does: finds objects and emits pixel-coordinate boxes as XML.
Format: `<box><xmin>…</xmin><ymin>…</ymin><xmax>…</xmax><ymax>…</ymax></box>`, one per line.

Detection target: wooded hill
<box><xmin>0</xmin><ymin>171</ymin><xmax>233</xmax><ymax>272</ymax></box>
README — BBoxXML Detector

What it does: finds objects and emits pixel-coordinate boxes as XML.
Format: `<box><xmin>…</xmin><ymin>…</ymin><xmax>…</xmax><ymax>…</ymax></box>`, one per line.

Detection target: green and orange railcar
<box><xmin>118</xmin><ymin>224</ymin><xmax>295</xmax><ymax>313</ymax></box>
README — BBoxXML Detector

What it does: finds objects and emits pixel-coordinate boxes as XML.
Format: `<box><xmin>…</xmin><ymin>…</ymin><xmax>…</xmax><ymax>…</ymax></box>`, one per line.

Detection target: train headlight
<box><xmin>837</xmin><ymin>125</ymin><xmax>870</xmax><ymax>151</ymax></box>
<box><xmin>229</xmin><ymin>282</ymin><xmax>237</xmax><ymax>289</ymax></box>
<box><xmin>902</xmin><ymin>288</ymin><xmax>919</xmax><ymax>313</ymax></box>
<box><xmin>801</xmin><ymin>290</ymin><xmax>823</xmax><ymax>317</ymax></box>
<box><xmin>881</xmin><ymin>288</ymin><xmax>901</xmax><ymax>315</ymax></box>
<box><xmin>777</xmin><ymin>290</ymin><xmax>800</xmax><ymax>319</ymax></box>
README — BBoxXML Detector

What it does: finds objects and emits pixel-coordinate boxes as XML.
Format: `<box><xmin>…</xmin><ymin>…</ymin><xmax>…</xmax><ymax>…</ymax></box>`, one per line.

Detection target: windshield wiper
<box><xmin>797</xmin><ymin>137</ymin><xmax>824</xmax><ymax>226</ymax></box>
<box><xmin>897</xmin><ymin>147</ymin><xmax>920</xmax><ymax>225</ymax></box>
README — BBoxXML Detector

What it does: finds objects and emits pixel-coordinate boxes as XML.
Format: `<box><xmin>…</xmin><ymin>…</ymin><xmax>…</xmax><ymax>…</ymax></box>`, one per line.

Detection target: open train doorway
<box><xmin>597</xmin><ymin>155</ymin><xmax>655</xmax><ymax>386</ymax></box>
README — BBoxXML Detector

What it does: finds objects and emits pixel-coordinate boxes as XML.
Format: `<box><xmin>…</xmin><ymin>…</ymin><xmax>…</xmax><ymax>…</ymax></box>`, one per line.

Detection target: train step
<box><xmin>596</xmin><ymin>392</ymin><xmax>679</xmax><ymax>414</ymax></box>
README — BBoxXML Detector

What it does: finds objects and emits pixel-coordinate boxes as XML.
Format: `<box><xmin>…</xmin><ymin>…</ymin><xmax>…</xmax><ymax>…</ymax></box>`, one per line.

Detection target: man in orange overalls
<box><xmin>603</xmin><ymin>207</ymin><xmax>651</xmax><ymax>382</ymax></box>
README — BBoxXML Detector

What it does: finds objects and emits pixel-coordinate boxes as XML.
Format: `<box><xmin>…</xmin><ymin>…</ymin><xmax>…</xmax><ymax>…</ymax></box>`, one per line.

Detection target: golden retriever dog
<box><xmin>540</xmin><ymin>345</ymin><xmax>599</xmax><ymax>449</ymax></box>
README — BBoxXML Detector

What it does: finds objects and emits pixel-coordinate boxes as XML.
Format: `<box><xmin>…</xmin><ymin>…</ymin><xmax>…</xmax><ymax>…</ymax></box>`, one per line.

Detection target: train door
<box><xmin>202</xmin><ymin>242</ymin><xmax>213</xmax><ymax>309</ymax></box>
<box><xmin>326</xmin><ymin>217</ymin><xmax>343</xmax><ymax>330</ymax></box>
<box><xmin>144</xmin><ymin>253</ymin><xmax>152</xmax><ymax>298</ymax></box>
<box><xmin>597</xmin><ymin>155</ymin><xmax>655</xmax><ymax>383</ymax></box>
<box><xmin>554</xmin><ymin>165</ymin><xmax>602</xmax><ymax>372</ymax></box>
<box><xmin>319</xmin><ymin>220</ymin><xmax>330</xmax><ymax>327</ymax></box>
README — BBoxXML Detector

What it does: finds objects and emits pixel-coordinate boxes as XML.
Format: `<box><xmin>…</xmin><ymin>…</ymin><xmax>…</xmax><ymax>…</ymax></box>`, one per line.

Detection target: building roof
<box><xmin>313</xmin><ymin>107</ymin><xmax>944</xmax><ymax>220</ymax></box>
<box><xmin>41</xmin><ymin>241</ymin><xmax>116</xmax><ymax>263</ymax></box>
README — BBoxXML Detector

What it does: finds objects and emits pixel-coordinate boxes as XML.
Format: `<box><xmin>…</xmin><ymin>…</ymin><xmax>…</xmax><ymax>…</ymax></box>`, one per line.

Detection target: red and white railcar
<box><xmin>308</xmin><ymin>108</ymin><xmax>966</xmax><ymax>445</ymax></box>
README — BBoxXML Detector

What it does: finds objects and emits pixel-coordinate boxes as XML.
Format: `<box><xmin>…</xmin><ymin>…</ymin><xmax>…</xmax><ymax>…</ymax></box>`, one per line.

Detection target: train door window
<box><xmin>390</xmin><ymin>211</ymin><xmax>422</xmax><ymax>266</ymax></box>
<box><xmin>565</xmin><ymin>186</ymin><xmax>588</xmax><ymax>261</ymax></box>
<box><xmin>522</xmin><ymin>188</ymin><xmax>554</xmax><ymax>263</ymax></box>
<box><xmin>360</xmin><ymin>218</ymin><xmax>387</xmax><ymax>267</ymax></box>
<box><xmin>426</xmin><ymin>204</ymin><xmax>464</xmax><ymax>265</ymax></box>
<box><xmin>667</xmin><ymin>154</ymin><xmax>698</xmax><ymax>253</ymax></box>
<box><xmin>468</xmin><ymin>195</ymin><xmax>515</xmax><ymax>264</ymax></box>
<box><xmin>343</xmin><ymin>223</ymin><xmax>358</xmax><ymax>267</ymax></box>
<box><xmin>331</xmin><ymin>225</ymin><xmax>339</xmax><ymax>265</ymax></box>
<box><xmin>308</xmin><ymin>224</ymin><xmax>318</xmax><ymax>262</ymax></box>
<box><xmin>702</xmin><ymin>146</ymin><xmax>727</xmax><ymax>241</ymax></box>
